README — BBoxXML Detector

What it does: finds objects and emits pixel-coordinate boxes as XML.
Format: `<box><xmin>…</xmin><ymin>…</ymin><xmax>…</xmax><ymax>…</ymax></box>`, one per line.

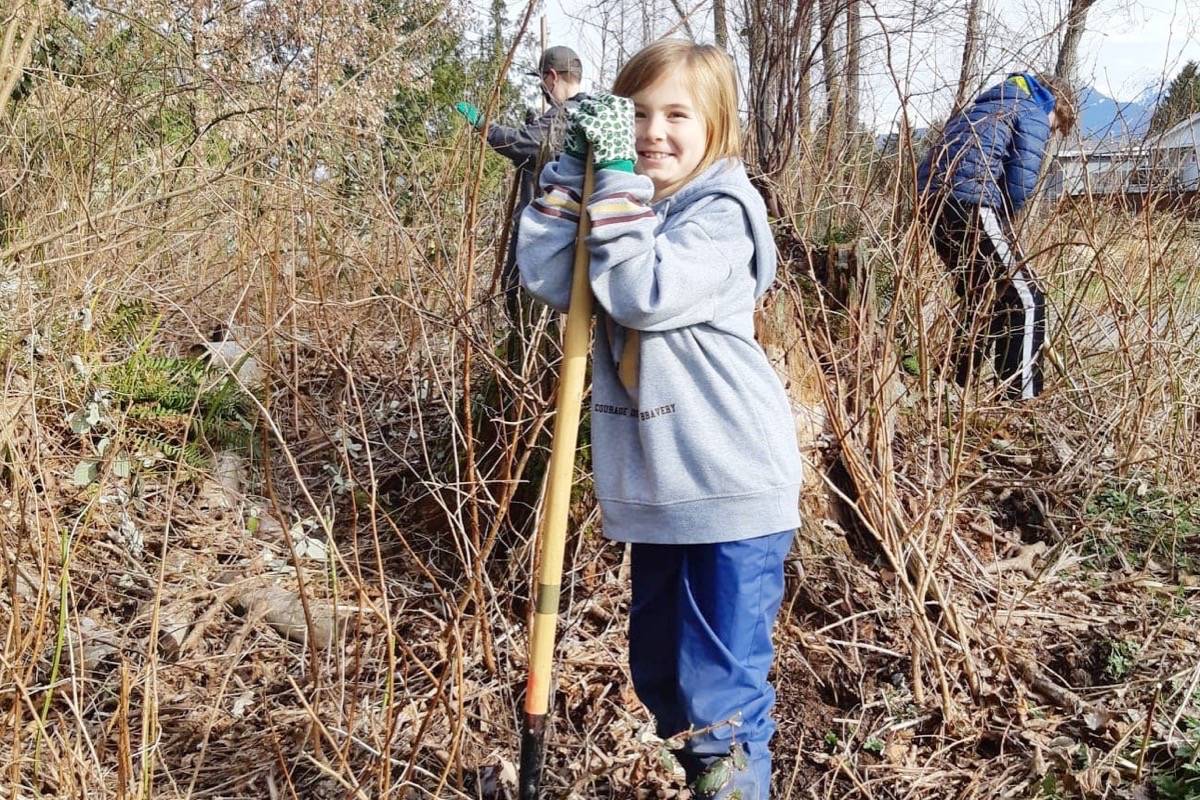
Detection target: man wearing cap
<box><xmin>453</xmin><ymin>46</ymin><xmax>588</xmax><ymax>321</ymax></box>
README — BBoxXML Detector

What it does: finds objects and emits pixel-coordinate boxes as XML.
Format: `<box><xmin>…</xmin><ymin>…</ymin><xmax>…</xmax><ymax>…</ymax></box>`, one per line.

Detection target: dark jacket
<box><xmin>917</xmin><ymin>73</ymin><xmax>1056</xmax><ymax>217</ymax></box>
<box><xmin>486</xmin><ymin>92</ymin><xmax>589</xmax><ymax>284</ymax></box>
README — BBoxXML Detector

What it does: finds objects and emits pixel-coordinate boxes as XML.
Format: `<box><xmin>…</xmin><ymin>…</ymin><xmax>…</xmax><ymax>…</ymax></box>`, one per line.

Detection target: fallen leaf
<box><xmin>1084</xmin><ymin>707</ymin><xmax>1115</xmax><ymax>732</ymax></box>
<box><xmin>73</xmin><ymin>460</ymin><xmax>98</xmax><ymax>487</ymax></box>
<box><xmin>1030</xmin><ymin>744</ymin><xmax>1048</xmax><ymax>777</ymax></box>
<box><xmin>231</xmin><ymin>690</ymin><xmax>254</xmax><ymax>718</ymax></box>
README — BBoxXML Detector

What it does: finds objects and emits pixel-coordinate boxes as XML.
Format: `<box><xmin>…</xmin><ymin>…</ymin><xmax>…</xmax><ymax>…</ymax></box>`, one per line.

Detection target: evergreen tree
<box><xmin>1149</xmin><ymin>60</ymin><xmax>1200</xmax><ymax>136</ymax></box>
<box><xmin>386</xmin><ymin>0</ymin><xmax>521</xmax><ymax>143</ymax></box>
<box><xmin>486</xmin><ymin>0</ymin><xmax>508</xmax><ymax>65</ymax></box>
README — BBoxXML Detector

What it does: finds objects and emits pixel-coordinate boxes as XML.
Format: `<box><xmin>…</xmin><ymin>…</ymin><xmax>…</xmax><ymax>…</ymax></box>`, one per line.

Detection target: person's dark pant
<box><xmin>503</xmin><ymin>225</ymin><xmax>524</xmax><ymax>325</ymax></box>
<box><xmin>928</xmin><ymin>197</ymin><xmax>1046</xmax><ymax>400</ymax></box>
<box><xmin>502</xmin><ymin>228</ymin><xmax>539</xmax><ymax>376</ymax></box>
<box><xmin>629</xmin><ymin>530</ymin><xmax>794</xmax><ymax>799</ymax></box>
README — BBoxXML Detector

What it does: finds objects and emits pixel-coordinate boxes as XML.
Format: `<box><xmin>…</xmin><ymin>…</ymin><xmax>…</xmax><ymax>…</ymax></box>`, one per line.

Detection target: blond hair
<box><xmin>613</xmin><ymin>39</ymin><xmax>740</xmax><ymax>197</ymax></box>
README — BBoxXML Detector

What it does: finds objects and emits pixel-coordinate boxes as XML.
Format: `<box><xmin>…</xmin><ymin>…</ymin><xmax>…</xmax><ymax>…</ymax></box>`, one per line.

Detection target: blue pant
<box><xmin>629</xmin><ymin>530</ymin><xmax>794</xmax><ymax>799</ymax></box>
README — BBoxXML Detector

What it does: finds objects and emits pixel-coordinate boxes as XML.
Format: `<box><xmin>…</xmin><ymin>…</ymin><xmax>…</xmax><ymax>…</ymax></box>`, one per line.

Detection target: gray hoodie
<box><xmin>517</xmin><ymin>154</ymin><xmax>802</xmax><ymax>544</ymax></box>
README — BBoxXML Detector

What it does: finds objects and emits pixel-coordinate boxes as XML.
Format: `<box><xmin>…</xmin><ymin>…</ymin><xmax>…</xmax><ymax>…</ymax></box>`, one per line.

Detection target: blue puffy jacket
<box><xmin>917</xmin><ymin>73</ymin><xmax>1056</xmax><ymax>216</ymax></box>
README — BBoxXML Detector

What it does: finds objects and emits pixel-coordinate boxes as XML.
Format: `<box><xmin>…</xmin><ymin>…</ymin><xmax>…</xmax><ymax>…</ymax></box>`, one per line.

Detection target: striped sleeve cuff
<box><xmin>531</xmin><ymin>184</ymin><xmax>581</xmax><ymax>223</ymax></box>
<box><xmin>589</xmin><ymin>191</ymin><xmax>655</xmax><ymax>228</ymax></box>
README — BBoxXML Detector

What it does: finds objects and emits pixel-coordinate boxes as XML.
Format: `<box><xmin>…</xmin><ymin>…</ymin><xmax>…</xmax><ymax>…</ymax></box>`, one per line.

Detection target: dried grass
<box><xmin>2</xmin><ymin>4</ymin><xmax>1199</xmax><ymax>799</ymax></box>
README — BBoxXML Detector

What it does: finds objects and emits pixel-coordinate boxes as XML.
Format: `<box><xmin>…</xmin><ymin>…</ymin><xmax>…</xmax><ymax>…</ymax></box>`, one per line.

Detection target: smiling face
<box><xmin>630</xmin><ymin>72</ymin><xmax>708</xmax><ymax>198</ymax></box>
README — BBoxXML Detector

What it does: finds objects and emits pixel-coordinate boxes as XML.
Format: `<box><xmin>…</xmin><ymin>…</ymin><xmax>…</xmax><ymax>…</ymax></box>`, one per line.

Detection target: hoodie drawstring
<box><xmin>605</xmin><ymin>317</ymin><xmax>640</xmax><ymax>394</ymax></box>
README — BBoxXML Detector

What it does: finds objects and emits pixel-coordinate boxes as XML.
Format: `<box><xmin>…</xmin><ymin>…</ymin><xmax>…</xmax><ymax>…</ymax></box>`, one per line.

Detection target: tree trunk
<box><xmin>1054</xmin><ymin>0</ymin><xmax>1097</xmax><ymax>84</ymax></box>
<box><xmin>797</xmin><ymin>0</ymin><xmax>812</xmax><ymax>135</ymax></box>
<box><xmin>713</xmin><ymin>0</ymin><xmax>729</xmax><ymax>49</ymax></box>
<box><xmin>741</xmin><ymin>0</ymin><xmax>819</xmax><ymax>215</ymax></box>
<box><xmin>844</xmin><ymin>0</ymin><xmax>860</xmax><ymax>132</ymax></box>
<box><xmin>954</xmin><ymin>0</ymin><xmax>983</xmax><ymax>109</ymax></box>
<box><xmin>745</xmin><ymin>0</ymin><xmax>768</xmax><ymax>165</ymax></box>
<box><xmin>817</xmin><ymin>0</ymin><xmax>842</xmax><ymax>130</ymax></box>
<box><xmin>0</xmin><ymin>1</ymin><xmax>47</xmax><ymax>119</ymax></box>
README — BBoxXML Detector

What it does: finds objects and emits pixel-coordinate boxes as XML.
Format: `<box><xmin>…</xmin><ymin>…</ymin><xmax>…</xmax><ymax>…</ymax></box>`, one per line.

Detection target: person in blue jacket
<box><xmin>918</xmin><ymin>72</ymin><xmax>1076</xmax><ymax>400</ymax></box>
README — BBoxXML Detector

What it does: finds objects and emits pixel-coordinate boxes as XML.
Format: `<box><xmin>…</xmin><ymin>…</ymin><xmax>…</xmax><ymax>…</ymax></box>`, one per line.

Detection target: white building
<box><xmin>1047</xmin><ymin>140</ymin><xmax>1140</xmax><ymax>198</ymax></box>
<box><xmin>1128</xmin><ymin>112</ymin><xmax>1200</xmax><ymax>194</ymax></box>
<box><xmin>1048</xmin><ymin>112</ymin><xmax>1200</xmax><ymax>200</ymax></box>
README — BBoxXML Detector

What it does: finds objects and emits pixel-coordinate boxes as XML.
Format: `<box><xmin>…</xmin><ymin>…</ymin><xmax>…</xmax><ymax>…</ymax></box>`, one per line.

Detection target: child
<box><xmin>517</xmin><ymin>39</ymin><xmax>802</xmax><ymax>800</ymax></box>
<box><xmin>917</xmin><ymin>72</ymin><xmax>1076</xmax><ymax>400</ymax></box>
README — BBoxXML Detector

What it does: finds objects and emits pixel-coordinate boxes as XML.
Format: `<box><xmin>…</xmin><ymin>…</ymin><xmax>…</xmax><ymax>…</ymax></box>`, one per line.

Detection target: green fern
<box><xmin>129</xmin><ymin>430</ymin><xmax>209</xmax><ymax>469</ymax></box>
<box><xmin>201</xmin><ymin>375</ymin><xmax>253</xmax><ymax>420</ymax></box>
<box><xmin>195</xmin><ymin>418</ymin><xmax>254</xmax><ymax>452</ymax></box>
<box><xmin>102</xmin><ymin>355</ymin><xmax>208</xmax><ymax>409</ymax></box>
<box><xmin>93</xmin><ymin>351</ymin><xmax>257</xmax><ymax>465</ymax></box>
<box><xmin>102</xmin><ymin>301</ymin><xmax>158</xmax><ymax>345</ymax></box>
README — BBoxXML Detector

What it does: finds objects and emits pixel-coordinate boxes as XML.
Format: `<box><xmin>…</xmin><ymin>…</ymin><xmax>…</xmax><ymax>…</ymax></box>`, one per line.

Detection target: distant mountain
<box><xmin>1078</xmin><ymin>85</ymin><xmax>1157</xmax><ymax>140</ymax></box>
<box><xmin>871</xmin><ymin>84</ymin><xmax>1161</xmax><ymax>149</ymax></box>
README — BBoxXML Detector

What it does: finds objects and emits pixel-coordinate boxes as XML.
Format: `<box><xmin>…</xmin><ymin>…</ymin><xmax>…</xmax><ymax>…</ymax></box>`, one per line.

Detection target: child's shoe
<box><xmin>689</xmin><ymin>744</ymin><xmax>762</xmax><ymax>800</ymax></box>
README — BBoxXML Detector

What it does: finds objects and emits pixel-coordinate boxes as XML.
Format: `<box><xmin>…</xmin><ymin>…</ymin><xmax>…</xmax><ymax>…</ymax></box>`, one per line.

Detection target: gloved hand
<box><xmin>564</xmin><ymin>93</ymin><xmax>636</xmax><ymax>172</ymax></box>
<box><xmin>453</xmin><ymin>101</ymin><xmax>483</xmax><ymax>128</ymax></box>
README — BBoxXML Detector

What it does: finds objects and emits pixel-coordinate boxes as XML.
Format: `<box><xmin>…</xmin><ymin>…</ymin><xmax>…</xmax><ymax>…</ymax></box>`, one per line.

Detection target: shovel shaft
<box><xmin>518</xmin><ymin>154</ymin><xmax>596</xmax><ymax>800</ymax></box>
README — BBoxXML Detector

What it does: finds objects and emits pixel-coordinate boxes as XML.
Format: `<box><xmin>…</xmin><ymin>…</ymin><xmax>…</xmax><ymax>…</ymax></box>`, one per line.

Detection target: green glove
<box><xmin>453</xmin><ymin>101</ymin><xmax>482</xmax><ymax>128</ymax></box>
<box><xmin>564</xmin><ymin>93</ymin><xmax>636</xmax><ymax>172</ymax></box>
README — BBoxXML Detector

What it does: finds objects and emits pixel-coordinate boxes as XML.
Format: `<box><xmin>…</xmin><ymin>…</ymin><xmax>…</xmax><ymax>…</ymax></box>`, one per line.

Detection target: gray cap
<box><xmin>527</xmin><ymin>46</ymin><xmax>583</xmax><ymax>79</ymax></box>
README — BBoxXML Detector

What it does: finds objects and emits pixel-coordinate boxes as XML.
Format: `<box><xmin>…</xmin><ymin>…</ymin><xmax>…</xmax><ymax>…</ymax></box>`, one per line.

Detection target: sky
<box><xmin>1084</xmin><ymin>0</ymin><xmax>1200</xmax><ymax>98</ymax></box>
<box><xmin>507</xmin><ymin>0</ymin><xmax>1200</xmax><ymax>131</ymax></box>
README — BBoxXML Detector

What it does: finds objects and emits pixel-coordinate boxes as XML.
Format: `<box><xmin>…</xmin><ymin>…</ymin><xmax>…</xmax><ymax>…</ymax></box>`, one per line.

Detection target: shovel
<box><xmin>518</xmin><ymin>151</ymin><xmax>596</xmax><ymax>799</ymax></box>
